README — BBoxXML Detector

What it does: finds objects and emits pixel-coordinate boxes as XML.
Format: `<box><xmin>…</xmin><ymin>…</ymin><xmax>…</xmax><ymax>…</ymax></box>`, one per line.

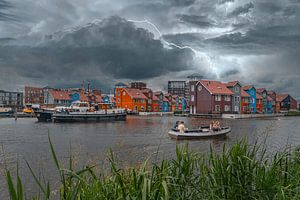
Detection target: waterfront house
<box><xmin>276</xmin><ymin>96</ymin><xmax>281</xmax><ymax>113</ymax></box>
<box><xmin>267</xmin><ymin>96</ymin><xmax>274</xmax><ymax>114</ymax></box>
<box><xmin>278</xmin><ymin>94</ymin><xmax>298</xmax><ymax>112</ymax></box>
<box><xmin>163</xmin><ymin>96</ymin><xmax>169</xmax><ymax>112</ymax></box>
<box><xmin>98</xmin><ymin>94</ymin><xmax>115</xmax><ymax>110</ymax></box>
<box><xmin>256</xmin><ymin>88</ymin><xmax>268</xmax><ymax>113</ymax></box>
<box><xmin>225</xmin><ymin>81</ymin><xmax>242</xmax><ymax>114</ymax></box>
<box><xmin>242</xmin><ymin>85</ymin><xmax>256</xmax><ymax>113</ymax></box>
<box><xmin>25</xmin><ymin>86</ymin><xmax>44</xmax><ymax>105</ymax></box>
<box><xmin>0</xmin><ymin>90</ymin><xmax>23</xmax><ymax>110</ymax></box>
<box><xmin>48</xmin><ymin>90</ymin><xmax>72</xmax><ymax>106</ymax></box>
<box><xmin>114</xmin><ymin>82</ymin><xmax>128</xmax><ymax>96</ymax></box>
<box><xmin>268</xmin><ymin>91</ymin><xmax>277</xmax><ymax>113</ymax></box>
<box><xmin>241</xmin><ymin>90</ymin><xmax>251</xmax><ymax>114</ymax></box>
<box><xmin>256</xmin><ymin>93</ymin><xmax>263</xmax><ymax>113</ymax></box>
<box><xmin>141</xmin><ymin>88</ymin><xmax>153</xmax><ymax>112</ymax></box>
<box><xmin>171</xmin><ymin>95</ymin><xmax>180</xmax><ymax>112</ymax></box>
<box><xmin>189</xmin><ymin>80</ymin><xmax>233</xmax><ymax>114</ymax></box>
<box><xmin>115</xmin><ymin>88</ymin><xmax>147</xmax><ymax>112</ymax></box>
<box><xmin>152</xmin><ymin>95</ymin><xmax>160</xmax><ymax>112</ymax></box>
<box><xmin>154</xmin><ymin>91</ymin><xmax>164</xmax><ymax>112</ymax></box>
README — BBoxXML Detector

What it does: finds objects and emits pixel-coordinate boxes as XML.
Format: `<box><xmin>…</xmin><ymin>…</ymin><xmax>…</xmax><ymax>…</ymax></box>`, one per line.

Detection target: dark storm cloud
<box><xmin>0</xmin><ymin>0</ymin><xmax>17</xmax><ymax>21</ymax></box>
<box><xmin>177</xmin><ymin>14</ymin><xmax>216</xmax><ymax>28</ymax></box>
<box><xmin>0</xmin><ymin>16</ymin><xmax>194</xmax><ymax>89</ymax></box>
<box><xmin>220</xmin><ymin>69</ymin><xmax>239</xmax><ymax>78</ymax></box>
<box><xmin>227</xmin><ymin>2</ymin><xmax>254</xmax><ymax>18</ymax></box>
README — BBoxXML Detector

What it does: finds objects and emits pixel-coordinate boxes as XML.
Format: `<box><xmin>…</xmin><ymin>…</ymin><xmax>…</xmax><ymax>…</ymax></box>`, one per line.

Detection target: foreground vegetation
<box><xmin>6</xmin><ymin>136</ymin><xmax>300</xmax><ymax>199</ymax></box>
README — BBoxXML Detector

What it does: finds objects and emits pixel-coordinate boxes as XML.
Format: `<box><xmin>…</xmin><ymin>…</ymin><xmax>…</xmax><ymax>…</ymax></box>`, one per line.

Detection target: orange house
<box><xmin>241</xmin><ymin>90</ymin><xmax>251</xmax><ymax>114</ymax></box>
<box><xmin>115</xmin><ymin>88</ymin><xmax>147</xmax><ymax>112</ymax></box>
<box><xmin>276</xmin><ymin>96</ymin><xmax>281</xmax><ymax>113</ymax></box>
<box><xmin>152</xmin><ymin>95</ymin><xmax>160</xmax><ymax>112</ymax></box>
<box><xmin>256</xmin><ymin>93</ymin><xmax>263</xmax><ymax>113</ymax></box>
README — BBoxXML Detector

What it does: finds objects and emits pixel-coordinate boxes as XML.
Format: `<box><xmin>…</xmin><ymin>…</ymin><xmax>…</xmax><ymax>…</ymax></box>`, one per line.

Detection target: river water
<box><xmin>0</xmin><ymin>116</ymin><xmax>300</xmax><ymax>198</ymax></box>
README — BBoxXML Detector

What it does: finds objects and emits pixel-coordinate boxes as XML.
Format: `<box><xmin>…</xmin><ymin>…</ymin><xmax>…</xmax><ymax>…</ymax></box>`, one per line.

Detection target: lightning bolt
<box><xmin>128</xmin><ymin>19</ymin><xmax>219</xmax><ymax>78</ymax></box>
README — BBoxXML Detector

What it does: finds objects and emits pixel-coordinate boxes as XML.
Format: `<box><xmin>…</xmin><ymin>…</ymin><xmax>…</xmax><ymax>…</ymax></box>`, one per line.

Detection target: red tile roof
<box><xmin>256</xmin><ymin>93</ymin><xmax>263</xmax><ymax>99</ymax></box>
<box><xmin>226</xmin><ymin>81</ymin><xmax>240</xmax><ymax>87</ymax></box>
<box><xmin>242</xmin><ymin>85</ymin><xmax>255</xmax><ymax>90</ymax></box>
<box><xmin>241</xmin><ymin>90</ymin><xmax>250</xmax><ymax>97</ymax></box>
<box><xmin>50</xmin><ymin>90</ymin><xmax>71</xmax><ymax>100</ymax></box>
<box><xmin>200</xmin><ymin>80</ymin><xmax>234</xmax><ymax>95</ymax></box>
<box><xmin>124</xmin><ymin>88</ymin><xmax>147</xmax><ymax>99</ymax></box>
<box><xmin>152</xmin><ymin>95</ymin><xmax>159</xmax><ymax>101</ymax></box>
<box><xmin>256</xmin><ymin>88</ymin><xmax>267</xmax><ymax>94</ymax></box>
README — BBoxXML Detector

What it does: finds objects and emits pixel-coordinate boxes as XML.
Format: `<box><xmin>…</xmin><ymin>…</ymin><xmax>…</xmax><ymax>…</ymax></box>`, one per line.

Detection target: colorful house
<box><xmin>256</xmin><ymin>88</ymin><xmax>268</xmax><ymax>113</ymax></box>
<box><xmin>267</xmin><ymin>91</ymin><xmax>277</xmax><ymax>113</ymax></box>
<box><xmin>152</xmin><ymin>95</ymin><xmax>160</xmax><ymax>112</ymax></box>
<box><xmin>141</xmin><ymin>88</ymin><xmax>153</xmax><ymax>112</ymax></box>
<box><xmin>226</xmin><ymin>81</ymin><xmax>242</xmax><ymax>114</ymax></box>
<box><xmin>278</xmin><ymin>94</ymin><xmax>298</xmax><ymax>112</ymax></box>
<box><xmin>163</xmin><ymin>97</ymin><xmax>169</xmax><ymax>112</ymax></box>
<box><xmin>115</xmin><ymin>88</ymin><xmax>147</xmax><ymax>112</ymax></box>
<box><xmin>256</xmin><ymin>93</ymin><xmax>263</xmax><ymax>113</ymax></box>
<box><xmin>276</xmin><ymin>96</ymin><xmax>281</xmax><ymax>113</ymax></box>
<box><xmin>242</xmin><ymin>85</ymin><xmax>256</xmax><ymax>114</ymax></box>
<box><xmin>267</xmin><ymin>96</ymin><xmax>274</xmax><ymax>114</ymax></box>
<box><xmin>241</xmin><ymin>90</ymin><xmax>251</xmax><ymax>114</ymax></box>
<box><xmin>154</xmin><ymin>91</ymin><xmax>164</xmax><ymax>112</ymax></box>
<box><xmin>189</xmin><ymin>80</ymin><xmax>233</xmax><ymax>114</ymax></box>
<box><xmin>48</xmin><ymin>90</ymin><xmax>72</xmax><ymax>106</ymax></box>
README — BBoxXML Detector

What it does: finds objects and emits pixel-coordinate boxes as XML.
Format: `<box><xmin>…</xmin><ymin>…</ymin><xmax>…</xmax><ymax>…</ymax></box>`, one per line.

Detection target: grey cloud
<box><xmin>220</xmin><ymin>69</ymin><xmax>239</xmax><ymax>78</ymax></box>
<box><xmin>0</xmin><ymin>0</ymin><xmax>17</xmax><ymax>21</ymax></box>
<box><xmin>177</xmin><ymin>14</ymin><xmax>216</xmax><ymax>28</ymax></box>
<box><xmin>227</xmin><ymin>2</ymin><xmax>254</xmax><ymax>18</ymax></box>
<box><xmin>0</xmin><ymin>16</ymin><xmax>195</xmax><ymax>90</ymax></box>
<box><xmin>219</xmin><ymin>0</ymin><xmax>234</xmax><ymax>4</ymax></box>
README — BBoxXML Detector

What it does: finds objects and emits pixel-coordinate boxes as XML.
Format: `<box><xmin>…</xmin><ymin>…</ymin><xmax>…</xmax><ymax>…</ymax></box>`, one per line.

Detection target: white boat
<box><xmin>168</xmin><ymin>127</ymin><xmax>231</xmax><ymax>140</ymax></box>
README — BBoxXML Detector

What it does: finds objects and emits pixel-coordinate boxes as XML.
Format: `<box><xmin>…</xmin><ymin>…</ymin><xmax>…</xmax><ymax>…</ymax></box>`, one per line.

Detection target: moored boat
<box><xmin>168</xmin><ymin>126</ymin><xmax>231</xmax><ymax>140</ymax></box>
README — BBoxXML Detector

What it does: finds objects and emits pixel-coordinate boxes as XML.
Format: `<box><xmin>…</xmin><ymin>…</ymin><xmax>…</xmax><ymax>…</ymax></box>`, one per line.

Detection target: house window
<box><xmin>235</xmin><ymin>86</ymin><xmax>240</xmax><ymax>92</ymax></box>
<box><xmin>191</xmin><ymin>85</ymin><xmax>194</xmax><ymax>92</ymax></box>
<box><xmin>234</xmin><ymin>106</ymin><xmax>239</xmax><ymax>112</ymax></box>
<box><xmin>123</xmin><ymin>91</ymin><xmax>126</xmax><ymax>96</ymax></box>
<box><xmin>215</xmin><ymin>105</ymin><xmax>221</xmax><ymax>112</ymax></box>
<box><xmin>118</xmin><ymin>91</ymin><xmax>120</xmax><ymax>96</ymax></box>
<box><xmin>225</xmin><ymin>105</ymin><xmax>230</xmax><ymax>112</ymax></box>
<box><xmin>234</xmin><ymin>96</ymin><xmax>240</xmax><ymax>102</ymax></box>
<box><xmin>215</xmin><ymin>95</ymin><xmax>221</xmax><ymax>101</ymax></box>
<box><xmin>225</xmin><ymin>96</ymin><xmax>231</xmax><ymax>101</ymax></box>
<box><xmin>141</xmin><ymin>99</ymin><xmax>145</xmax><ymax>103</ymax></box>
<box><xmin>117</xmin><ymin>98</ymin><xmax>120</xmax><ymax>103</ymax></box>
<box><xmin>244</xmin><ymin>98</ymin><xmax>248</xmax><ymax>103</ymax></box>
<box><xmin>243</xmin><ymin>106</ymin><xmax>247</xmax><ymax>111</ymax></box>
<box><xmin>191</xmin><ymin>95</ymin><xmax>194</xmax><ymax>102</ymax></box>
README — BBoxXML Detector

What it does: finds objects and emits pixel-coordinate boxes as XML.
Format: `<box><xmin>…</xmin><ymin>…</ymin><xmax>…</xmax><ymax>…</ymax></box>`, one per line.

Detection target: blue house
<box><xmin>163</xmin><ymin>100</ymin><xmax>169</xmax><ymax>112</ymax></box>
<box><xmin>181</xmin><ymin>97</ymin><xmax>187</xmax><ymax>111</ymax></box>
<box><xmin>71</xmin><ymin>92</ymin><xmax>80</xmax><ymax>102</ymax></box>
<box><xmin>267</xmin><ymin>96</ymin><xmax>274</xmax><ymax>114</ymax></box>
<box><xmin>242</xmin><ymin>85</ymin><xmax>256</xmax><ymax>113</ymax></box>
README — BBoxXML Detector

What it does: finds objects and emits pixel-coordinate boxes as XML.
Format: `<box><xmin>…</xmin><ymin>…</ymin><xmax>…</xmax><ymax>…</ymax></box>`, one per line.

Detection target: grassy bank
<box><xmin>6</xmin><ymin>137</ymin><xmax>300</xmax><ymax>199</ymax></box>
<box><xmin>286</xmin><ymin>111</ymin><xmax>300</xmax><ymax>116</ymax></box>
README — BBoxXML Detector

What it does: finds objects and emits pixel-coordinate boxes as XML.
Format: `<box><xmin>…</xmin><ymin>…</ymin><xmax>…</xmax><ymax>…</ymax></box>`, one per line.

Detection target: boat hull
<box><xmin>168</xmin><ymin>127</ymin><xmax>231</xmax><ymax>140</ymax></box>
<box><xmin>35</xmin><ymin>111</ymin><xmax>54</xmax><ymax>122</ymax></box>
<box><xmin>53</xmin><ymin>113</ymin><xmax>127</xmax><ymax>123</ymax></box>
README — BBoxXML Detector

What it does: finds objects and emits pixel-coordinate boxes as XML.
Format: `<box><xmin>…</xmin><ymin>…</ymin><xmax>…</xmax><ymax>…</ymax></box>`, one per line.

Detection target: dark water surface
<box><xmin>0</xmin><ymin>116</ymin><xmax>299</xmax><ymax>198</ymax></box>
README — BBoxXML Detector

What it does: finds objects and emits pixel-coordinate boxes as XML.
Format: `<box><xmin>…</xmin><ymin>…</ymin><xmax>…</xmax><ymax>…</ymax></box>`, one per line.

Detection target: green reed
<box><xmin>6</xmin><ymin>136</ymin><xmax>300</xmax><ymax>199</ymax></box>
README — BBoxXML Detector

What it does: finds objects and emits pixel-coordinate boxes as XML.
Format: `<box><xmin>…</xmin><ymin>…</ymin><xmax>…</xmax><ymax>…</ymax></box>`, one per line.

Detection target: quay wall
<box><xmin>222</xmin><ymin>113</ymin><xmax>285</xmax><ymax>119</ymax></box>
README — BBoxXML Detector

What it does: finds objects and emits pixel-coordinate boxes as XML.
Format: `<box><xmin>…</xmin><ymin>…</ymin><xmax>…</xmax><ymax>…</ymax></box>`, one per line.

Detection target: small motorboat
<box><xmin>168</xmin><ymin>126</ymin><xmax>231</xmax><ymax>140</ymax></box>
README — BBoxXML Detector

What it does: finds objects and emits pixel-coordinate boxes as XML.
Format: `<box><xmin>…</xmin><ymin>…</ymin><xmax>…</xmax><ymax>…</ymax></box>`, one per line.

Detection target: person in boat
<box><xmin>178</xmin><ymin>121</ymin><xmax>187</xmax><ymax>133</ymax></box>
<box><xmin>173</xmin><ymin>121</ymin><xmax>180</xmax><ymax>130</ymax></box>
<box><xmin>211</xmin><ymin>120</ymin><xmax>221</xmax><ymax>131</ymax></box>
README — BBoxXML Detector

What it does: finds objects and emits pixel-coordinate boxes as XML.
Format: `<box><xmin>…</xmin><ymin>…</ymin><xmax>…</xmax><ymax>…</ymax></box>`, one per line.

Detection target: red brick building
<box><xmin>189</xmin><ymin>80</ymin><xmax>233</xmax><ymax>114</ymax></box>
<box><xmin>24</xmin><ymin>86</ymin><xmax>44</xmax><ymax>105</ymax></box>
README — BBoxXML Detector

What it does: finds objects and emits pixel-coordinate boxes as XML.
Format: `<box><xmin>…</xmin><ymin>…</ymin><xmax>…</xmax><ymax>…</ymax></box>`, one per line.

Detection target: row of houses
<box><xmin>189</xmin><ymin>80</ymin><xmax>298</xmax><ymax>115</ymax></box>
<box><xmin>24</xmin><ymin>86</ymin><xmax>115</xmax><ymax>109</ymax></box>
<box><xmin>115</xmin><ymin>87</ymin><xmax>187</xmax><ymax>112</ymax></box>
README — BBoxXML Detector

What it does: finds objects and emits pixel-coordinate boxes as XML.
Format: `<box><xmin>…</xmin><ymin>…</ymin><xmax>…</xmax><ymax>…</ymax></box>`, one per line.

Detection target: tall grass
<box><xmin>6</xmin><ymin>137</ymin><xmax>300</xmax><ymax>199</ymax></box>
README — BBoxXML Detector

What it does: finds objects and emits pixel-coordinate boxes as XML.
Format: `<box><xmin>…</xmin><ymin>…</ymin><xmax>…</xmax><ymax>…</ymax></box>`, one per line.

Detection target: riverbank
<box><xmin>6</xmin><ymin>139</ymin><xmax>300</xmax><ymax>199</ymax></box>
<box><xmin>286</xmin><ymin>111</ymin><xmax>300</xmax><ymax>116</ymax></box>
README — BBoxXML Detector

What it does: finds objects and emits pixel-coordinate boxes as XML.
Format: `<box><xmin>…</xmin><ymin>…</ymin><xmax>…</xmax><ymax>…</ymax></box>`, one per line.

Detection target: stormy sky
<box><xmin>0</xmin><ymin>0</ymin><xmax>299</xmax><ymax>100</ymax></box>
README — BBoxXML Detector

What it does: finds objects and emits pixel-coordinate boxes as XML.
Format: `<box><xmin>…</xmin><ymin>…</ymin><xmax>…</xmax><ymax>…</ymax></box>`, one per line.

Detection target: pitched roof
<box><xmin>200</xmin><ymin>80</ymin><xmax>234</xmax><ymax>95</ymax></box>
<box><xmin>278</xmin><ymin>94</ymin><xmax>289</xmax><ymax>101</ymax></box>
<box><xmin>242</xmin><ymin>85</ymin><xmax>255</xmax><ymax>91</ymax></box>
<box><xmin>256</xmin><ymin>93</ymin><xmax>263</xmax><ymax>99</ymax></box>
<box><xmin>256</xmin><ymin>88</ymin><xmax>267</xmax><ymax>94</ymax></box>
<box><xmin>152</xmin><ymin>95</ymin><xmax>160</xmax><ymax>101</ymax></box>
<box><xmin>267</xmin><ymin>96</ymin><xmax>273</xmax><ymax>101</ymax></box>
<box><xmin>241</xmin><ymin>90</ymin><xmax>250</xmax><ymax>97</ymax></box>
<box><xmin>267</xmin><ymin>91</ymin><xmax>276</xmax><ymax>95</ymax></box>
<box><xmin>226</xmin><ymin>81</ymin><xmax>240</xmax><ymax>87</ymax></box>
<box><xmin>124</xmin><ymin>88</ymin><xmax>147</xmax><ymax>99</ymax></box>
<box><xmin>50</xmin><ymin>90</ymin><xmax>71</xmax><ymax>100</ymax></box>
